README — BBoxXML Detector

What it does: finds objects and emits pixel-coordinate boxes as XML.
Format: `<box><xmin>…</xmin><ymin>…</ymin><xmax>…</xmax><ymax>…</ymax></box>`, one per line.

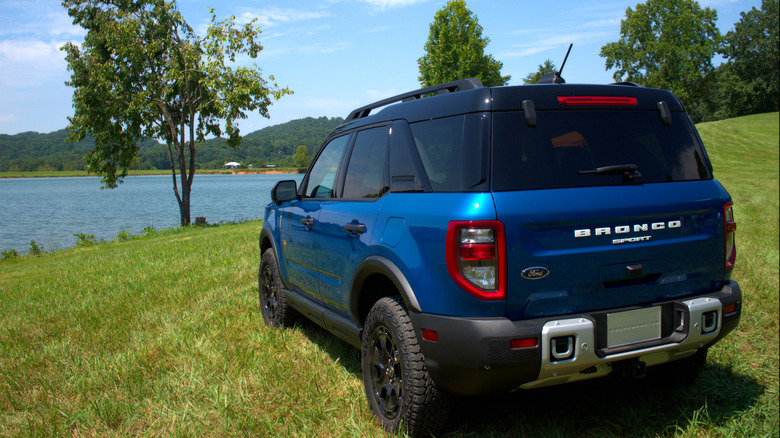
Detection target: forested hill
<box><xmin>0</xmin><ymin>116</ymin><xmax>343</xmax><ymax>172</ymax></box>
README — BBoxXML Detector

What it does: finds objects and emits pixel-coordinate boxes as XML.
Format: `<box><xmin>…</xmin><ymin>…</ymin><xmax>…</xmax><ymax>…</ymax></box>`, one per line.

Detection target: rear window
<box><xmin>492</xmin><ymin>111</ymin><xmax>712</xmax><ymax>191</ymax></box>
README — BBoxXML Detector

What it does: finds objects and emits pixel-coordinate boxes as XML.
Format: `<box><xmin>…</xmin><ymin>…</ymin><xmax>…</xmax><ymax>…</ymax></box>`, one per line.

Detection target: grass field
<box><xmin>1</xmin><ymin>113</ymin><xmax>777</xmax><ymax>437</ymax></box>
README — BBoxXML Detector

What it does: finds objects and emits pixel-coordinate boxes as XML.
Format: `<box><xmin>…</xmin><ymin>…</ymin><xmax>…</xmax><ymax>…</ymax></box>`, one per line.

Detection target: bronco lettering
<box><xmin>574</xmin><ymin>220</ymin><xmax>681</xmax><ymax>238</ymax></box>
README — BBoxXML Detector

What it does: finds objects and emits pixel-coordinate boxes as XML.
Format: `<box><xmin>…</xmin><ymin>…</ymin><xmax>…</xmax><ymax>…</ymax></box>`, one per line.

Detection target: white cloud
<box><xmin>355</xmin><ymin>0</ymin><xmax>428</xmax><ymax>10</ymax></box>
<box><xmin>500</xmin><ymin>31</ymin><xmax>610</xmax><ymax>59</ymax></box>
<box><xmin>0</xmin><ymin>39</ymin><xmax>69</xmax><ymax>88</ymax></box>
<box><xmin>699</xmin><ymin>0</ymin><xmax>743</xmax><ymax>7</ymax></box>
<box><xmin>262</xmin><ymin>41</ymin><xmax>353</xmax><ymax>57</ymax></box>
<box><xmin>581</xmin><ymin>17</ymin><xmax>623</xmax><ymax>29</ymax></box>
<box><xmin>0</xmin><ymin>1</ymin><xmax>84</xmax><ymax>39</ymax></box>
<box><xmin>235</xmin><ymin>7</ymin><xmax>333</xmax><ymax>28</ymax></box>
<box><xmin>0</xmin><ymin>113</ymin><xmax>20</xmax><ymax>123</ymax></box>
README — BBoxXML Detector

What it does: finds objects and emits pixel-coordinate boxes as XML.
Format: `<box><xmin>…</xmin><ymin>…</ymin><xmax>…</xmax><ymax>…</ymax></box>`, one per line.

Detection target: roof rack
<box><xmin>345</xmin><ymin>78</ymin><xmax>484</xmax><ymax>121</ymax></box>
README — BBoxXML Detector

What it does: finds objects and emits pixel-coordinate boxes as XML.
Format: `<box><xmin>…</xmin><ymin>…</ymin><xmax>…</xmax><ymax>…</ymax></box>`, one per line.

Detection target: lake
<box><xmin>0</xmin><ymin>173</ymin><xmax>303</xmax><ymax>254</ymax></box>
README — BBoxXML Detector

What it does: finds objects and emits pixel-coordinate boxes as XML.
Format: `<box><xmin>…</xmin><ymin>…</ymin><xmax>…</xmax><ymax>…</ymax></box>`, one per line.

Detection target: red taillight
<box><xmin>446</xmin><ymin>221</ymin><xmax>506</xmax><ymax>301</ymax></box>
<box><xmin>557</xmin><ymin>96</ymin><xmax>638</xmax><ymax>106</ymax></box>
<box><xmin>724</xmin><ymin>203</ymin><xmax>737</xmax><ymax>271</ymax></box>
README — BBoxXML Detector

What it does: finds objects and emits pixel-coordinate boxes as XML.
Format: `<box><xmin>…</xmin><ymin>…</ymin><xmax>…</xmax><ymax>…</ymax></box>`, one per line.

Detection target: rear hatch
<box><xmin>490</xmin><ymin>87</ymin><xmax>731</xmax><ymax>319</ymax></box>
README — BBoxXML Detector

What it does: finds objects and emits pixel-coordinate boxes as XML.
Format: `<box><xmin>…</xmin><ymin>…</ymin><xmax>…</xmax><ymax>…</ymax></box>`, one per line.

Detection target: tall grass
<box><xmin>1</xmin><ymin>113</ymin><xmax>777</xmax><ymax>437</ymax></box>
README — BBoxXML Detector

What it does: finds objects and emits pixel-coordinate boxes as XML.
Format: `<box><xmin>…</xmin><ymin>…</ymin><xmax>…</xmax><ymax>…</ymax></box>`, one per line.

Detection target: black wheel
<box><xmin>258</xmin><ymin>248</ymin><xmax>295</xmax><ymax>327</ymax></box>
<box><xmin>361</xmin><ymin>296</ymin><xmax>449</xmax><ymax>437</ymax></box>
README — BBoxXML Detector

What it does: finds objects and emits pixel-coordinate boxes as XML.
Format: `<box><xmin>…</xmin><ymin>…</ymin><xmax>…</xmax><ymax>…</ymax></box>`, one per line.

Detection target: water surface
<box><xmin>0</xmin><ymin>173</ymin><xmax>302</xmax><ymax>253</ymax></box>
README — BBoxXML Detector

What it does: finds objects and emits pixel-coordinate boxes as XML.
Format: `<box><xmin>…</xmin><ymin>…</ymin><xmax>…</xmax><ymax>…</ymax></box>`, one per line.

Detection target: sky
<box><xmin>0</xmin><ymin>0</ymin><xmax>763</xmax><ymax>136</ymax></box>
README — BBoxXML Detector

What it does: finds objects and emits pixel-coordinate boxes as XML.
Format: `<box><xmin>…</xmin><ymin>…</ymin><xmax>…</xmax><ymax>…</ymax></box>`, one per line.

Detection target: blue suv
<box><xmin>259</xmin><ymin>79</ymin><xmax>741</xmax><ymax>436</ymax></box>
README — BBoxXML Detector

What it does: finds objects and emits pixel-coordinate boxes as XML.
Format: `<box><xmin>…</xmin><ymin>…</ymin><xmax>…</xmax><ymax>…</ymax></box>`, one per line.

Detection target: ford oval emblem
<box><xmin>521</xmin><ymin>267</ymin><xmax>550</xmax><ymax>280</ymax></box>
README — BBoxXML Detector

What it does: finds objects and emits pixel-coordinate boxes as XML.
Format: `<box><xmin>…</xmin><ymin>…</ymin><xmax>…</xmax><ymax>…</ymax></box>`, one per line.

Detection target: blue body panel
<box><xmin>493</xmin><ymin>180</ymin><xmax>732</xmax><ymax>319</ymax></box>
<box><xmin>373</xmin><ymin>192</ymin><xmax>505</xmax><ymax>317</ymax></box>
<box><xmin>265</xmin><ymin>180</ymin><xmax>733</xmax><ymax>321</ymax></box>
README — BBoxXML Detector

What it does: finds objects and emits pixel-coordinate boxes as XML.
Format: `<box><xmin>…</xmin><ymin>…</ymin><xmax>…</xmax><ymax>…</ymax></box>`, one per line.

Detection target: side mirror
<box><xmin>271</xmin><ymin>180</ymin><xmax>298</xmax><ymax>205</ymax></box>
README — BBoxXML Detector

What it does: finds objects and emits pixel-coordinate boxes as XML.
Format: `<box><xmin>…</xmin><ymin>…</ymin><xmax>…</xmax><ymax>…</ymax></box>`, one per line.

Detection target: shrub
<box><xmin>73</xmin><ymin>233</ymin><xmax>97</xmax><ymax>247</ymax></box>
<box><xmin>29</xmin><ymin>240</ymin><xmax>44</xmax><ymax>255</ymax></box>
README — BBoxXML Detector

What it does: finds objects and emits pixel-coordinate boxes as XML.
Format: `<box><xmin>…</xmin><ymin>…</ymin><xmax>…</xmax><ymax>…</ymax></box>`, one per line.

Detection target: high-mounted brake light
<box><xmin>724</xmin><ymin>203</ymin><xmax>737</xmax><ymax>270</ymax></box>
<box><xmin>558</xmin><ymin>96</ymin><xmax>638</xmax><ymax>106</ymax></box>
<box><xmin>446</xmin><ymin>221</ymin><xmax>506</xmax><ymax>301</ymax></box>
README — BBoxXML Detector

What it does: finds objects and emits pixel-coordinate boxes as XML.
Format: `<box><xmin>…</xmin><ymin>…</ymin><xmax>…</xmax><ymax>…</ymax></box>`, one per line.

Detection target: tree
<box><xmin>62</xmin><ymin>0</ymin><xmax>292</xmax><ymax>226</ymax></box>
<box><xmin>523</xmin><ymin>59</ymin><xmax>556</xmax><ymax>84</ymax></box>
<box><xmin>418</xmin><ymin>0</ymin><xmax>510</xmax><ymax>87</ymax></box>
<box><xmin>292</xmin><ymin>145</ymin><xmax>310</xmax><ymax>169</ymax></box>
<box><xmin>716</xmin><ymin>0</ymin><xmax>779</xmax><ymax>118</ymax></box>
<box><xmin>599</xmin><ymin>0</ymin><xmax>720</xmax><ymax>112</ymax></box>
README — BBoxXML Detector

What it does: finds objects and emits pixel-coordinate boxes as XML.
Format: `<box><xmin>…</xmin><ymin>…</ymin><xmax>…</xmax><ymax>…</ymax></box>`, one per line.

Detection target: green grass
<box><xmin>1</xmin><ymin>113</ymin><xmax>777</xmax><ymax>437</ymax></box>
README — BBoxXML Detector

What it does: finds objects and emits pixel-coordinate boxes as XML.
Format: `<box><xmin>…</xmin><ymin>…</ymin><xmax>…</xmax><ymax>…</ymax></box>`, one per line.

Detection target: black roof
<box><xmin>336</xmin><ymin>79</ymin><xmax>684</xmax><ymax>134</ymax></box>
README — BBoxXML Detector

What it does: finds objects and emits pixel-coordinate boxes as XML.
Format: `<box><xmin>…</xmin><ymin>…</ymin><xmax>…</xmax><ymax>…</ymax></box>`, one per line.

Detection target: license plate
<box><xmin>607</xmin><ymin>307</ymin><xmax>662</xmax><ymax>348</ymax></box>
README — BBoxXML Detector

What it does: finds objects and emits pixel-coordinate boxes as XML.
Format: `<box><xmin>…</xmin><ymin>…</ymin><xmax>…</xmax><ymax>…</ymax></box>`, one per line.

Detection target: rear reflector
<box><xmin>510</xmin><ymin>338</ymin><xmax>538</xmax><ymax>349</ymax></box>
<box><xmin>421</xmin><ymin>328</ymin><xmax>438</xmax><ymax>342</ymax></box>
<box><xmin>558</xmin><ymin>96</ymin><xmax>638</xmax><ymax>106</ymax></box>
<box><xmin>723</xmin><ymin>303</ymin><xmax>737</xmax><ymax>314</ymax></box>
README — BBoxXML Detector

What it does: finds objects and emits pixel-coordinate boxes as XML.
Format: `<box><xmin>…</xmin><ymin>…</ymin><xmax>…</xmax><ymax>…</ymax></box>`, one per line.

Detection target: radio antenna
<box><xmin>553</xmin><ymin>44</ymin><xmax>573</xmax><ymax>84</ymax></box>
<box><xmin>535</xmin><ymin>43</ymin><xmax>573</xmax><ymax>84</ymax></box>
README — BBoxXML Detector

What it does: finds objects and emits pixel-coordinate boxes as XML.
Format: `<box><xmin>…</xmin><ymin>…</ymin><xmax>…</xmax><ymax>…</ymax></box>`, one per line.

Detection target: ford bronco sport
<box><xmin>258</xmin><ymin>78</ymin><xmax>741</xmax><ymax>436</ymax></box>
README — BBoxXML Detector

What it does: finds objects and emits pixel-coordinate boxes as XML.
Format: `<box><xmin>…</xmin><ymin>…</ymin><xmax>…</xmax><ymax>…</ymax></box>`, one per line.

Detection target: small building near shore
<box><xmin>224</xmin><ymin>162</ymin><xmax>241</xmax><ymax>170</ymax></box>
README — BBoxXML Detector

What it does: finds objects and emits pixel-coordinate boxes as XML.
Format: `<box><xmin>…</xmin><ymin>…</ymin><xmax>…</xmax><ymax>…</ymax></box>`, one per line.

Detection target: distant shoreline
<box><xmin>0</xmin><ymin>169</ymin><xmax>299</xmax><ymax>179</ymax></box>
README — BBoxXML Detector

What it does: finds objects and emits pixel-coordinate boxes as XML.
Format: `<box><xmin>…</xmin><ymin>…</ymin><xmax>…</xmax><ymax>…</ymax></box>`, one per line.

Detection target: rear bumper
<box><xmin>409</xmin><ymin>281</ymin><xmax>741</xmax><ymax>396</ymax></box>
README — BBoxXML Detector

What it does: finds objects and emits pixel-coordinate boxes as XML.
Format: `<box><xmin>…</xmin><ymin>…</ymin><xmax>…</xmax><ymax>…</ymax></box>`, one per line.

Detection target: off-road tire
<box><xmin>258</xmin><ymin>248</ymin><xmax>296</xmax><ymax>328</ymax></box>
<box><xmin>361</xmin><ymin>296</ymin><xmax>449</xmax><ymax>437</ymax></box>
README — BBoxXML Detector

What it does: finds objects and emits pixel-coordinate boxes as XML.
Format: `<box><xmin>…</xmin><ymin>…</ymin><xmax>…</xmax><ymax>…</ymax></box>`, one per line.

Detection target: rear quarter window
<box><xmin>409</xmin><ymin>114</ymin><xmax>489</xmax><ymax>192</ymax></box>
<box><xmin>492</xmin><ymin>111</ymin><xmax>712</xmax><ymax>191</ymax></box>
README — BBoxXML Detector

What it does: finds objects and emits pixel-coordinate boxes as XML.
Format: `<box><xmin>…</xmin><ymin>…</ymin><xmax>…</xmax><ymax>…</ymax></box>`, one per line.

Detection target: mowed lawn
<box><xmin>1</xmin><ymin>113</ymin><xmax>777</xmax><ymax>437</ymax></box>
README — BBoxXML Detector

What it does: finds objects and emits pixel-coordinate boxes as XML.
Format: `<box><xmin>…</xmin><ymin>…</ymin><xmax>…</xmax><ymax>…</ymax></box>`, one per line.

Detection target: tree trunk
<box><xmin>178</xmin><ymin>188</ymin><xmax>191</xmax><ymax>227</ymax></box>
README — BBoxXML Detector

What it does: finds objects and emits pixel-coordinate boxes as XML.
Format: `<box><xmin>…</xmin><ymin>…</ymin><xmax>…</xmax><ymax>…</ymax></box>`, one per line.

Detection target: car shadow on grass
<box><xmin>291</xmin><ymin>315</ymin><xmax>362</xmax><ymax>375</ymax></box>
<box><xmin>442</xmin><ymin>362</ymin><xmax>764</xmax><ymax>437</ymax></box>
<box><xmin>288</xmin><ymin>316</ymin><xmax>764</xmax><ymax>437</ymax></box>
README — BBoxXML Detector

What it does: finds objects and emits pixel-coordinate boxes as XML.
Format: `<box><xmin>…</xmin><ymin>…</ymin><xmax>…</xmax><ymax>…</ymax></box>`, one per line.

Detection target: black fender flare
<box><xmin>349</xmin><ymin>255</ymin><xmax>421</xmax><ymax>323</ymax></box>
<box><xmin>258</xmin><ymin>227</ymin><xmax>292</xmax><ymax>290</ymax></box>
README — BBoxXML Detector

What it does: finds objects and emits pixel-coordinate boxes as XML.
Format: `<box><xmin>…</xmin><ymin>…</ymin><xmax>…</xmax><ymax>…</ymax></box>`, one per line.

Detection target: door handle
<box><xmin>343</xmin><ymin>223</ymin><xmax>366</xmax><ymax>234</ymax></box>
<box><xmin>300</xmin><ymin>217</ymin><xmax>314</xmax><ymax>227</ymax></box>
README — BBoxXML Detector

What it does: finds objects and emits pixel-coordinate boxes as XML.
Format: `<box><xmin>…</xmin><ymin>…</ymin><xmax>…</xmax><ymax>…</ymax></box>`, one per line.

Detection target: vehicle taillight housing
<box><xmin>446</xmin><ymin>221</ymin><xmax>506</xmax><ymax>301</ymax></box>
<box><xmin>724</xmin><ymin>203</ymin><xmax>737</xmax><ymax>271</ymax></box>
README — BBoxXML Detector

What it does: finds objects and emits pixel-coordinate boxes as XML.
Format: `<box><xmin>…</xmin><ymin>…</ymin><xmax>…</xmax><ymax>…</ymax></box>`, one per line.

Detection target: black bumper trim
<box><xmin>409</xmin><ymin>280</ymin><xmax>741</xmax><ymax>396</ymax></box>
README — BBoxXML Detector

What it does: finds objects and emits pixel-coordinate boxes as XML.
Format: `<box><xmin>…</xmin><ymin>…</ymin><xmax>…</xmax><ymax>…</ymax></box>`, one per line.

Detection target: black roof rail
<box><xmin>345</xmin><ymin>78</ymin><xmax>484</xmax><ymax>121</ymax></box>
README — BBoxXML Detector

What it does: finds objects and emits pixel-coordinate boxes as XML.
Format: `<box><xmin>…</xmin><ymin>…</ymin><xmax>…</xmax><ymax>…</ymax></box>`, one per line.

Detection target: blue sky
<box><xmin>0</xmin><ymin>0</ymin><xmax>762</xmax><ymax>135</ymax></box>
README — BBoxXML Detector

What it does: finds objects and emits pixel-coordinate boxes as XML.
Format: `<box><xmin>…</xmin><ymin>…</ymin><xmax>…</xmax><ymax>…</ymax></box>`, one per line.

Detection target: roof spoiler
<box><xmin>345</xmin><ymin>78</ymin><xmax>484</xmax><ymax>121</ymax></box>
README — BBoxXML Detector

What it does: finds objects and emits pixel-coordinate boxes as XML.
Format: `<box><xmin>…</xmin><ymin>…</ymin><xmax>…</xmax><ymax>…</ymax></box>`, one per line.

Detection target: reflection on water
<box><xmin>0</xmin><ymin>173</ymin><xmax>302</xmax><ymax>253</ymax></box>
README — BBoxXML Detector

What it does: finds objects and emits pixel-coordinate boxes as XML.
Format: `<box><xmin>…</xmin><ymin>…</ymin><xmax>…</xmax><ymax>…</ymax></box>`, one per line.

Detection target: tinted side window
<box><xmin>389</xmin><ymin>121</ymin><xmax>425</xmax><ymax>192</ymax></box>
<box><xmin>492</xmin><ymin>111</ymin><xmax>712</xmax><ymax>191</ymax></box>
<box><xmin>305</xmin><ymin>135</ymin><xmax>350</xmax><ymax>198</ymax></box>
<box><xmin>342</xmin><ymin>126</ymin><xmax>389</xmax><ymax>199</ymax></box>
<box><xmin>409</xmin><ymin>114</ymin><xmax>488</xmax><ymax>192</ymax></box>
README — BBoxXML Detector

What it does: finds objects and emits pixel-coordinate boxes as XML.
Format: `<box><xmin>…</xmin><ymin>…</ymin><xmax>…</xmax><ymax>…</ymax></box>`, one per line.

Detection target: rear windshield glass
<box><xmin>492</xmin><ymin>111</ymin><xmax>712</xmax><ymax>191</ymax></box>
